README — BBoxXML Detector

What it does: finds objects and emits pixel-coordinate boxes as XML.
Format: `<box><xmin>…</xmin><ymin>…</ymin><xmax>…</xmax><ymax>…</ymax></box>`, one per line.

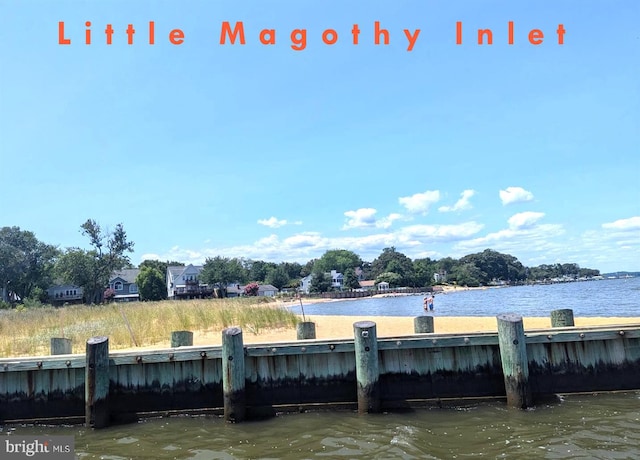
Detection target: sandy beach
<box><xmin>181</xmin><ymin>314</ymin><xmax>640</xmax><ymax>348</ymax></box>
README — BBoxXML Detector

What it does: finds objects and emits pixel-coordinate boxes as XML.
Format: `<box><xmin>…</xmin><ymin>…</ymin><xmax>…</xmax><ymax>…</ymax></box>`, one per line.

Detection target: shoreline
<box><xmin>118</xmin><ymin>314</ymin><xmax>640</xmax><ymax>352</ymax></box>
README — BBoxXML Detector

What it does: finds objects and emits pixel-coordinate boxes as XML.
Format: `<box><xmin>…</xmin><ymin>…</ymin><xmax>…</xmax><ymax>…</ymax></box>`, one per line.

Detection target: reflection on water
<box><xmin>290</xmin><ymin>278</ymin><xmax>640</xmax><ymax>318</ymax></box>
<box><xmin>4</xmin><ymin>392</ymin><xmax>640</xmax><ymax>459</ymax></box>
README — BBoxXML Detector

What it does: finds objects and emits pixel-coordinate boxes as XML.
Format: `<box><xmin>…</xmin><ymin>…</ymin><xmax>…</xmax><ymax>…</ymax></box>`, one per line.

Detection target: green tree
<box><xmin>279</xmin><ymin>261</ymin><xmax>303</xmax><ymax>280</ymax></box>
<box><xmin>56</xmin><ymin>220</ymin><xmax>134</xmax><ymax>304</ymax></box>
<box><xmin>136</xmin><ymin>267</ymin><xmax>167</xmax><ymax>301</ymax></box>
<box><xmin>0</xmin><ymin>226</ymin><xmax>59</xmax><ymax>303</ymax></box>
<box><xmin>371</xmin><ymin>247</ymin><xmax>414</xmax><ymax>286</ymax></box>
<box><xmin>300</xmin><ymin>259</ymin><xmax>317</xmax><ymax>277</ymax></box>
<box><xmin>375</xmin><ymin>271</ymin><xmax>402</xmax><ymax>288</ymax></box>
<box><xmin>200</xmin><ymin>256</ymin><xmax>246</xmax><ymax>297</ymax></box>
<box><xmin>309</xmin><ymin>272</ymin><xmax>331</xmax><ymax>294</ymax></box>
<box><xmin>246</xmin><ymin>260</ymin><xmax>276</xmax><ymax>282</ymax></box>
<box><xmin>139</xmin><ymin>259</ymin><xmax>184</xmax><ymax>279</ymax></box>
<box><xmin>413</xmin><ymin>258</ymin><xmax>437</xmax><ymax>287</ymax></box>
<box><xmin>450</xmin><ymin>263</ymin><xmax>485</xmax><ymax>287</ymax></box>
<box><xmin>343</xmin><ymin>268</ymin><xmax>361</xmax><ymax>290</ymax></box>
<box><xmin>313</xmin><ymin>249</ymin><xmax>363</xmax><ymax>275</ymax></box>
<box><xmin>266</xmin><ymin>266</ymin><xmax>289</xmax><ymax>291</ymax></box>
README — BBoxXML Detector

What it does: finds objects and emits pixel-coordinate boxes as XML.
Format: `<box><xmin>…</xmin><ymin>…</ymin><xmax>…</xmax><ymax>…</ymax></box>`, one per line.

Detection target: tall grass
<box><xmin>0</xmin><ymin>298</ymin><xmax>300</xmax><ymax>357</ymax></box>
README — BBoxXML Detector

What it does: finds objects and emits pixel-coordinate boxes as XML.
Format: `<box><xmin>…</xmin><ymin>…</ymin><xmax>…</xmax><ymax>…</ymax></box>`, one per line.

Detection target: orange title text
<box><xmin>58</xmin><ymin>21</ymin><xmax>567</xmax><ymax>51</ymax></box>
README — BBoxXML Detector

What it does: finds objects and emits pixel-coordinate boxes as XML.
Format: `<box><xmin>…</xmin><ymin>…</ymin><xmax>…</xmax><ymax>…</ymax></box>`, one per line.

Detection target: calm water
<box><xmin>4</xmin><ymin>392</ymin><xmax>640</xmax><ymax>459</ymax></box>
<box><xmin>3</xmin><ymin>278</ymin><xmax>640</xmax><ymax>459</ymax></box>
<box><xmin>290</xmin><ymin>278</ymin><xmax>640</xmax><ymax>318</ymax></box>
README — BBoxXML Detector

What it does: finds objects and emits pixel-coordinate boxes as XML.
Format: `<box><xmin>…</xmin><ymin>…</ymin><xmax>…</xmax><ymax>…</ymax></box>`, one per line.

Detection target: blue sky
<box><xmin>1</xmin><ymin>1</ymin><xmax>638</xmax><ymax>273</ymax></box>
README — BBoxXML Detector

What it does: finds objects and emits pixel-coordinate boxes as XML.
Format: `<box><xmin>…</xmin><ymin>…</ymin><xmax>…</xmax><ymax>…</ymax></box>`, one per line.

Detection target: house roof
<box><xmin>167</xmin><ymin>264</ymin><xmax>203</xmax><ymax>281</ymax></box>
<box><xmin>258</xmin><ymin>284</ymin><xmax>278</xmax><ymax>291</ymax></box>
<box><xmin>359</xmin><ymin>280</ymin><xmax>376</xmax><ymax>287</ymax></box>
<box><xmin>110</xmin><ymin>268</ymin><xmax>140</xmax><ymax>284</ymax></box>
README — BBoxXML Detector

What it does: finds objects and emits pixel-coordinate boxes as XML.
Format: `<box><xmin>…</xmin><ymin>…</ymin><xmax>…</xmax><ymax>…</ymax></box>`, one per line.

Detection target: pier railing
<box><xmin>1</xmin><ymin>309</ymin><xmax>639</xmax><ymax>428</ymax></box>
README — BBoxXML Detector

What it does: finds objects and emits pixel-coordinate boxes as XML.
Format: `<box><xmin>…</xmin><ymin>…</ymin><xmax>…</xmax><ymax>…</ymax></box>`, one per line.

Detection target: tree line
<box><xmin>0</xmin><ymin>222</ymin><xmax>601</xmax><ymax>306</ymax></box>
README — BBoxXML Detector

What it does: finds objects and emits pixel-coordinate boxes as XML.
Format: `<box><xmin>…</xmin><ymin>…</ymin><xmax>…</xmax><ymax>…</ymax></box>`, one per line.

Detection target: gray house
<box><xmin>47</xmin><ymin>284</ymin><xmax>84</xmax><ymax>306</ymax></box>
<box><xmin>108</xmin><ymin>269</ymin><xmax>141</xmax><ymax>302</ymax></box>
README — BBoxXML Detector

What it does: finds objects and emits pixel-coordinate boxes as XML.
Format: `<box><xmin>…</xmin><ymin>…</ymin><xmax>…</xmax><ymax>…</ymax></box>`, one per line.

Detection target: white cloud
<box><xmin>343</xmin><ymin>208</ymin><xmax>378</xmax><ymax>229</ymax></box>
<box><xmin>376</xmin><ymin>213</ymin><xmax>403</xmax><ymax>229</ymax></box>
<box><xmin>343</xmin><ymin>209</ymin><xmax>404</xmax><ymax>230</ymax></box>
<box><xmin>399</xmin><ymin>190</ymin><xmax>441</xmax><ymax>214</ymax></box>
<box><xmin>257</xmin><ymin>217</ymin><xmax>288</xmax><ymax>228</ymax></box>
<box><xmin>499</xmin><ymin>186</ymin><xmax>534</xmax><ymax>205</ymax></box>
<box><xmin>438</xmin><ymin>189</ymin><xmax>476</xmax><ymax>212</ymax></box>
<box><xmin>508</xmin><ymin>211</ymin><xmax>545</xmax><ymax>229</ymax></box>
<box><xmin>399</xmin><ymin>222</ymin><xmax>484</xmax><ymax>242</ymax></box>
<box><xmin>602</xmin><ymin>216</ymin><xmax>640</xmax><ymax>231</ymax></box>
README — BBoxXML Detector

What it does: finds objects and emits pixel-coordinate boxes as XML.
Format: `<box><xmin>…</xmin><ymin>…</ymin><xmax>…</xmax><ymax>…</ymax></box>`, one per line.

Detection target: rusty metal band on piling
<box><xmin>171</xmin><ymin>330</ymin><xmax>194</xmax><ymax>347</ymax></box>
<box><xmin>50</xmin><ymin>337</ymin><xmax>72</xmax><ymax>355</ymax></box>
<box><xmin>222</xmin><ymin>326</ymin><xmax>246</xmax><ymax>422</ymax></box>
<box><xmin>85</xmin><ymin>336</ymin><xmax>110</xmax><ymax>428</ymax></box>
<box><xmin>353</xmin><ymin>321</ymin><xmax>380</xmax><ymax>413</ymax></box>
<box><xmin>414</xmin><ymin>316</ymin><xmax>434</xmax><ymax>333</ymax></box>
<box><xmin>296</xmin><ymin>322</ymin><xmax>317</xmax><ymax>340</ymax></box>
<box><xmin>550</xmin><ymin>309</ymin><xmax>575</xmax><ymax>327</ymax></box>
<box><xmin>496</xmin><ymin>314</ymin><xmax>532</xmax><ymax>409</ymax></box>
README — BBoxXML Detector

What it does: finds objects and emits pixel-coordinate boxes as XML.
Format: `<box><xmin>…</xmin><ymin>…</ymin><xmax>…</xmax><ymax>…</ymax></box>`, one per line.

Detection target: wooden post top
<box><xmin>87</xmin><ymin>336</ymin><xmax>108</xmax><ymax>345</ymax></box>
<box><xmin>354</xmin><ymin>321</ymin><xmax>376</xmax><ymax>329</ymax></box>
<box><xmin>497</xmin><ymin>313</ymin><xmax>523</xmax><ymax>322</ymax></box>
<box><xmin>223</xmin><ymin>327</ymin><xmax>242</xmax><ymax>336</ymax></box>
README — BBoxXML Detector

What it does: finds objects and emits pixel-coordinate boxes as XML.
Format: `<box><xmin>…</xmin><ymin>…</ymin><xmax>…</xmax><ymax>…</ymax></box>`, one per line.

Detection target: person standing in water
<box><xmin>423</xmin><ymin>294</ymin><xmax>434</xmax><ymax>312</ymax></box>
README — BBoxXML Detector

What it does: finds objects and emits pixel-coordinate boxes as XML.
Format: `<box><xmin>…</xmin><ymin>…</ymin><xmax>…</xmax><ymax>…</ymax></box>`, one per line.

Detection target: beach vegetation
<box><xmin>0</xmin><ymin>297</ymin><xmax>300</xmax><ymax>357</ymax></box>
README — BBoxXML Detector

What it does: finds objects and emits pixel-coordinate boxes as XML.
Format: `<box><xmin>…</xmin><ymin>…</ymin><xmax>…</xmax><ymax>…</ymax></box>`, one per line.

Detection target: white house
<box><xmin>300</xmin><ymin>275</ymin><xmax>313</xmax><ymax>294</ymax></box>
<box><xmin>377</xmin><ymin>281</ymin><xmax>390</xmax><ymax>291</ymax></box>
<box><xmin>166</xmin><ymin>264</ymin><xmax>213</xmax><ymax>300</ymax></box>
<box><xmin>330</xmin><ymin>270</ymin><xmax>344</xmax><ymax>289</ymax></box>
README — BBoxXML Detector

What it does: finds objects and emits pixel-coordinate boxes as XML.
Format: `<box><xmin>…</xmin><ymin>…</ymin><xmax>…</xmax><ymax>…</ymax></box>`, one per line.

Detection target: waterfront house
<box><xmin>257</xmin><ymin>284</ymin><xmax>278</xmax><ymax>297</ymax></box>
<box><xmin>358</xmin><ymin>280</ymin><xmax>376</xmax><ymax>291</ymax></box>
<box><xmin>330</xmin><ymin>270</ymin><xmax>344</xmax><ymax>289</ymax></box>
<box><xmin>108</xmin><ymin>269</ymin><xmax>140</xmax><ymax>302</ymax></box>
<box><xmin>47</xmin><ymin>284</ymin><xmax>84</xmax><ymax>306</ymax></box>
<box><xmin>166</xmin><ymin>264</ymin><xmax>214</xmax><ymax>300</ymax></box>
<box><xmin>300</xmin><ymin>275</ymin><xmax>313</xmax><ymax>294</ymax></box>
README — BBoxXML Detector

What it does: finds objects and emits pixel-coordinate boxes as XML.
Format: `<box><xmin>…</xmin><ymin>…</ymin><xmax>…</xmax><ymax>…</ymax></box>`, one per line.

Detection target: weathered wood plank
<box><xmin>497</xmin><ymin>314</ymin><xmax>532</xmax><ymax>409</ymax></box>
<box><xmin>85</xmin><ymin>336</ymin><xmax>110</xmax><ymax>428</ymax></box>
<box><xmin>222</xmin><ymin>327</ymin><xmax>245</xmax><ymax>422</ymax></box>
<box><xmin>354</xmin><ymin>321</ymin><xmax>380</xmax><ymax>413</ymax></box>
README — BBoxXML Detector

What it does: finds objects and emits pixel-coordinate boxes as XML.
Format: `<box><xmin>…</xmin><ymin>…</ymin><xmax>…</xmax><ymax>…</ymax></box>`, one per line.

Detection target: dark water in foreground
<box><xmin>4</xmin><ymin>392</ymin><xmax>640</xmax><ymax>459</ymax></box>
<box><xmin>290</xmin><ymin>278</ymin><xmax>640</xmax><ymax>318</ymax></box>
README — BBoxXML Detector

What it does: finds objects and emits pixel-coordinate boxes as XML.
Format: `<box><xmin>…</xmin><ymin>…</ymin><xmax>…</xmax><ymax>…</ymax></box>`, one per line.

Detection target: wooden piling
<box><xmin>353</xmin><ymin>321</ymin><xmax>380</xmax><ymax>413</ymax></box>
<box><xmin>413</xmin><ymin>316</ymin><xmax>434</xmax><ymax>333</ymax></box>
<box><xmin>171</xmin><ymin>330</ymin><xmax>194</xmax><ymax>347</ymax></box>
<box><xmin>296</xmin><ymin>322</ymin><xmax>316</xmax><ymax>340</ymax></box>
<box><xmin>50</xmin><ymin>338</ymin><xmax>72</xmax><ymax>355</ymax></box>
<box><xmin>497</xmin><ymin>314</ymin><xmax>532</xmax><ymax>409</ymax></box>
<box><xmin>222</xmin><ymin>327</ymin><xmax>246</xmax><ymax>422</ymax></box>
<box><xmin>550</xmin><ymin>309</ymin><xmax>575</xmax><ymax>327</ymax></box>
<box><xmin>85</xmin><ymin>336</ymin><xmax>110</xmax><ymax>428</ymax></box>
